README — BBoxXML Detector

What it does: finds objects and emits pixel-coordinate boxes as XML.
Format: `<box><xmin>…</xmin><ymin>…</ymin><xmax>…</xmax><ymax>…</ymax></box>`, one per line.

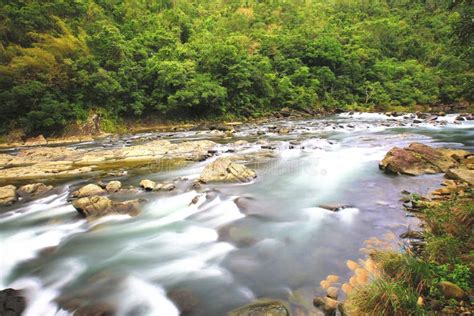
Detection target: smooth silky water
<box><xmin>1</xmin><ymin>113</ymin><xmax>472</xmax><ymax>315</ymax></box>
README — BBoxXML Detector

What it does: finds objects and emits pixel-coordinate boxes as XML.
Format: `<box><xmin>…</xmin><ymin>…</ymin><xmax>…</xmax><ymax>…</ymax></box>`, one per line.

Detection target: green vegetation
<box><xmin>0</xmin><ymin>0</ymin><xmax>472</xmax><ymax>135</ymax></box>
<box><xmin>347</xmin><ymin>196</ymin><xmax>474</xmax><ymax>315</ymax></box>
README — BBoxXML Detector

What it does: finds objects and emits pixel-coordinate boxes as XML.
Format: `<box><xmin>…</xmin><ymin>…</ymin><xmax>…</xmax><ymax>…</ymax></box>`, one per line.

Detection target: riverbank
<box><xmin>1</xmin><ymin>104</ymin><xmax>472</xmax><ymax>150</ymax></box>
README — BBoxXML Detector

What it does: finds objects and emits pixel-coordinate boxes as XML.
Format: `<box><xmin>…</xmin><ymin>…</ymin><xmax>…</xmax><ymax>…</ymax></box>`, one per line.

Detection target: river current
<box><xmin>1</xmin><ymin>113</ymin><xmax>473</xmax><ymax>315</ymax></box>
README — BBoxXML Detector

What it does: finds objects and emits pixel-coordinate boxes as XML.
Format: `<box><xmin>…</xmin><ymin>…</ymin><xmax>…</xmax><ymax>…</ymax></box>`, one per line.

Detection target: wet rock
<box><xmin>438</xmin><ymin>281</ymin><xmax>468</xmax><ymax>301</ymax></box>
<box><xmin>139</xmin><ymin>179</ymin><xmax>156</xmax><ymax>191</ymax></box>
<box><xmin>17</xmin><ymin>183</ymin><xmax>53</xmax><ymax>198</ymax></box>
<box><xmin>156</xmin><ymin>183</ymin><xmax>175</xmax><ymax>191</ymax></box>
<box><xmin>313</xmin><ymin>296</ymin><xmax>339</xmax><ymax>314</ymax></box>
<box><xmin>0</xmin><ymin>185</ymin><xmax>17</xmax><ymax>206</ymax></box>
<box><xmin>379</xmin><ymin>143</ymin><xmax>458</xmax><ymax>176</ymax></box>
<box><xmin>0</xmin><ymin>288</ymin><xmax>26</xmax><ymax>316</ymax></box>
<box><xmin>229</xmin><ymin>299</ymin><xmax>289</xmax><ymax>316</ymax></box>
<box><xmin>167</xmin><ymin>289</ymin><xmax>199</xmax><ymax>314</ymax></box>
<box><xmin>72</xmin><ymin>184</ymin><xmax>106</xmax><ymax>198</ymax></box>
<box><xmin>199</xmin><ymin>157</ymin><xmax>256</xmax><ymax>183</ymax></box>
<box><xmin>72</xmin><ymin>196</ymin><xmax>140</xmax><ymax>219</ymax></box>
<box><xmin>318</xmin><ymin>203</ymin><xmax>351</xmax><ymax>212</ymax></box>
<box><xmin>105</xmin><ymin>181</ymin><xmax>122</xmax><ymax>193</ymax></box>
<box><xmin>326</xmin><ymin>286</ymin><xmax>338</xmax><ymax>300</ymax></box>
<box><xmin>446</xmin><ymin>167</ymin><xmax>474</xmax><ymax>185</ymax></box>
<box><xmin>73</xmin><ymin>303</ymin><xmax>115</xmax><ymax>316</ymax></box>
<box><xmin>400</xmin><ymin>230</ymin><xmax>423</xmax><ymax>239</ymax></box>
<box><xmin>277</xmin><ymin>127</ymin><xmax>290</xmax><ymax>135</ymax></box>
<box><xmin>0</xmin><ymin>140</ymin><xmax>215</xmax><ymax>182</ymax></box>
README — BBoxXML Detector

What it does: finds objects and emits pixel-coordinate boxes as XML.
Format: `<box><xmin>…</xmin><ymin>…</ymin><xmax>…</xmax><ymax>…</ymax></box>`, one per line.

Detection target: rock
<box><xmin>139</xmin><ymin>179</ymin><xmax>156</xmax><ymax>191</ymax></box>
<box><xmin>0</xmin><ymin>140</ymin><xmax>216</xmax><ymax>182</ymax></box>
<box><xmin>280</xmin><ymin>107</ymin><xmax>292</xmax><ymax>117</ymax></box>
<box><xmin>229</xmin><ymin>299</ymin><xmax>289</xmax><ymax>316</ymax></box>
<box><xmin>0</xmin><ymin>288</ymin><xmax>26</xmax><ymax>316</ymax></box>
<box><xmin>167</xmin><ymin>289</ymin><xmax>199</xmax><ymax>314</ymax></box>
<box><xmin>72</xmin><ymin>196</ymin><xmax>140</xmax><ymax>219</ymax></box>
<box><xmin>379</xmin><ymin>143</ymin><xmax>458</xmax><ymax>176</ymax></box>
<box><xmin>17</xmin><ymin>183</ymin><xmax>53</xmax><ymax>198</ymax></box>
<box><xmin>326</xmin><ymin>286</ymin><xmax>338</xmax><ymax>300</ymax></box>
<box><xmin>319</xmin><ymin>203</ymin><xmax>351</xmax><ymax>212</ymax></box>
<box><xmin>72</xmin><ymin>184</ymin><xmax>106</xmax><ymax>198</ymax></box>
<box><xmin>313</xmin><ymin>296</ymin><xmax>339</xmax><ymax>314</ymax></box>
<box><xmin>199</xmin><ymin>157</ymin><xmax>256</xmax><ymax>183</ymax></box>
<box><xmin>157</xmin><ymin>183</ymin><xmax>175</xmax><ymax>191</ymax></box>
<box><xmin>105</xmin><ymin>181</ymin><xmax>122</xmax><ymax>193</ymax></box>
<box><xmin>0</xmin><ymin>185</ymin><xmax>17</xmax><ymax>206</ymax></box>
<box><xmin>438</xmin><ymin>281</ymin><xmax>468</xmax><ymax>301</ymax></box>
<box><xmin>277</xmin><ymin>127</ymin><xmax>290</xmax><ymax>135</ymax></box>
<box><xmin>446</xmin><ymin>167</ymin><xmax>474</xmax><ymax>185</ymax></box>
<box><xmin>400</xmin><ymin>230</ymin><xmax>423</xmax><ymax>239</ymax></box>
<box><xmin>73</xmin><ymin>303</ymin><xmax>115</xmax><ymax>316</ymax></box>
<box><xmin>24</xmin><ymin>134</ymin><xmax>47</xmax><ymax>146</ymax></box>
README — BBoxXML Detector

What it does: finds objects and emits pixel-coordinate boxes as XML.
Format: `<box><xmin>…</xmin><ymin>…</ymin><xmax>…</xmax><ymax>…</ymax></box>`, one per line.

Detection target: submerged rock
<box><xmin>0</xmin><ymin>185</ymin><xmax>17</xmax><ymax>206</ymax></box>
<box><xmin>17</xmin><ymin>183</ymin><xmax>53</xmax><ymax>198</ymax></box>
<box><xmin>72</xmin><ymin>196</ymin><xmax>140</xmax><ymax>219</ymax></box>
<box><xmin>0</xmin><ymin>288</ymin><xmax>26</xmax><ymax>316</ymax></box>
<box><xmin>379</xmin><ymin>143</ymin><xmax>459</xmax><ymax>176</ymax></box>
<box><xmin>72</xmin><ymin>184</ymin><xmax>106</xmax><ymax>198</ymax></box>
<box><xmin>199</xmin><ymin>157</ymin><xmax>256</xmax><ymax>183</ymax></box>
<box><xmin>228</xmin><ymin>299</ymin><xmax>289</xmax><ymax>316</ymax></box>
<box><xmin>313</xmin><ymin>296</ymin><xmax>340</xmax><ymax>314</ymax></box>
<box><xmin>319</xmin><ymin>203</ymin><xmax>351</xmax><ymax>212</ymax></box>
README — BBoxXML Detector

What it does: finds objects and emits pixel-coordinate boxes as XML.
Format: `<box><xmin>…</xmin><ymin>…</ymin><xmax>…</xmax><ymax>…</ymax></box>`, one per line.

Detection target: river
<box><xmin>1</xmin><ymin>113</ymin><xmax>473</xmax><ymax>315</ymax></box>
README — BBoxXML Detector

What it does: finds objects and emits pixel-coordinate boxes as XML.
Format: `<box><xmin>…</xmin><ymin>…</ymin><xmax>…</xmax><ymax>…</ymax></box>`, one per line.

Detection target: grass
<box><xmin>347</xmin><ymin>278</ymin><xmax>421</xmax><ymax>315</ymax></box>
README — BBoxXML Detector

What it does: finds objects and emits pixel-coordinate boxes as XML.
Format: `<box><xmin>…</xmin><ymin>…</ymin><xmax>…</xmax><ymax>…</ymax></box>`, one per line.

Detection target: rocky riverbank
<box><xmin>324</xmin><ymin>143</ymin><xmax>474</xmax><ymax>316</ymax></box>
<box><xmin>0</xmin><ymin>113</ymin><xmax>472</xmax><ymax>316</ymax></box>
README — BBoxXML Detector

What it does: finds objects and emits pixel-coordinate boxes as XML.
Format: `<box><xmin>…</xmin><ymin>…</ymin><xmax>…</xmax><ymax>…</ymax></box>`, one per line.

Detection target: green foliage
<box><xmin>0</xmin><ymin>0</ymin><xmax>472</xmax><ymax>135</ymax></box>
<box><xmin>430</xmin><ymin>263</ymin><xmax>472</xmax><ymax>292</ymax></box>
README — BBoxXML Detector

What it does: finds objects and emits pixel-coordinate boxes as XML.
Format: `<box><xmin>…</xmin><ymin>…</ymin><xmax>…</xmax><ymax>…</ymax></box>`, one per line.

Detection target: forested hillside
<box><xmin>0</xmin><ymin>0</ymin><xmax>472</xmax><ymax>135</ymax></box>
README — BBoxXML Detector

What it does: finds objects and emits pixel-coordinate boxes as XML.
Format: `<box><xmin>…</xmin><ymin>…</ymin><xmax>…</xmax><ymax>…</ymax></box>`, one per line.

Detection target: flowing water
<box><xmin>1</xmin><ymin>113</ymin><xmax>473</xmax><ymax>315</ymax></box>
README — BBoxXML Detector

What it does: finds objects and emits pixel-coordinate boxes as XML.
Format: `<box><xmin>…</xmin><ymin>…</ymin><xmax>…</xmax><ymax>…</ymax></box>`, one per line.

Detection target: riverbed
<box><xmin>1</xmin><ymin>113</ymin><xmax>473</xmax><ymax>315</ymax></box>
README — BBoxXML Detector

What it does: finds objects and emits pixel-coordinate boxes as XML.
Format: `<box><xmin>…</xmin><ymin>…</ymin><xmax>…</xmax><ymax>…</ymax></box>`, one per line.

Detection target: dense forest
<box><xmin>0</xmin><ymin>0</ymin><xmax>472</xmax><ymax>135</ymax></box>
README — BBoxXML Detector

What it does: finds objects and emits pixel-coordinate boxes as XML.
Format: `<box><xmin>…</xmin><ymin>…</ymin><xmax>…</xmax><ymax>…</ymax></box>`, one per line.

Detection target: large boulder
<box><xmin>71</xmin><ymin>184</ymin><xmax>106</xmax><ymax>198</ymax></box>
<box><xmin>379</xmin><ymin>143</ymin><xmax>459</xmax><ymax>176</ymax></box>
<box><xmin>17</xmin><ymin>183</ymin><xmax>53</xmax><ymax>198</ymax></box>
<box><xmin>228</xmin><ymin>299</ymin><xmax>289</xmax><ymax>316</ymax></box>
<box><xmin>0</xmin><ymin>185</ymin><xmax>17</xmax><ymax>206</ymax></box>
<box><xmin>199</xmin><ymin>157</ymin><xmax>256</xmax><ymax>183</ymax></box>
<box><xmin>72</xmin><ymin>196</ymin><xmax>140</xmax><ymax>219</ymax></box>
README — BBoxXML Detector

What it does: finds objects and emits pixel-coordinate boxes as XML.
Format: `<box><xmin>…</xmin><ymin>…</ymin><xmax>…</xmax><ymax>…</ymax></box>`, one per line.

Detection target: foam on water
<box><xmin>113</xmin><ymin>277</ymin><xmax>179</xmax><ymax>316</ymax></box>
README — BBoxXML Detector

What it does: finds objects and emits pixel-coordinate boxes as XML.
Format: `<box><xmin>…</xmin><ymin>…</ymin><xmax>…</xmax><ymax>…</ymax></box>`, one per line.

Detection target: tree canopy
<box><xmin>0</xmin><ymin>0</ymin><xmax>472</xmax><ymax>135</ymax></box>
